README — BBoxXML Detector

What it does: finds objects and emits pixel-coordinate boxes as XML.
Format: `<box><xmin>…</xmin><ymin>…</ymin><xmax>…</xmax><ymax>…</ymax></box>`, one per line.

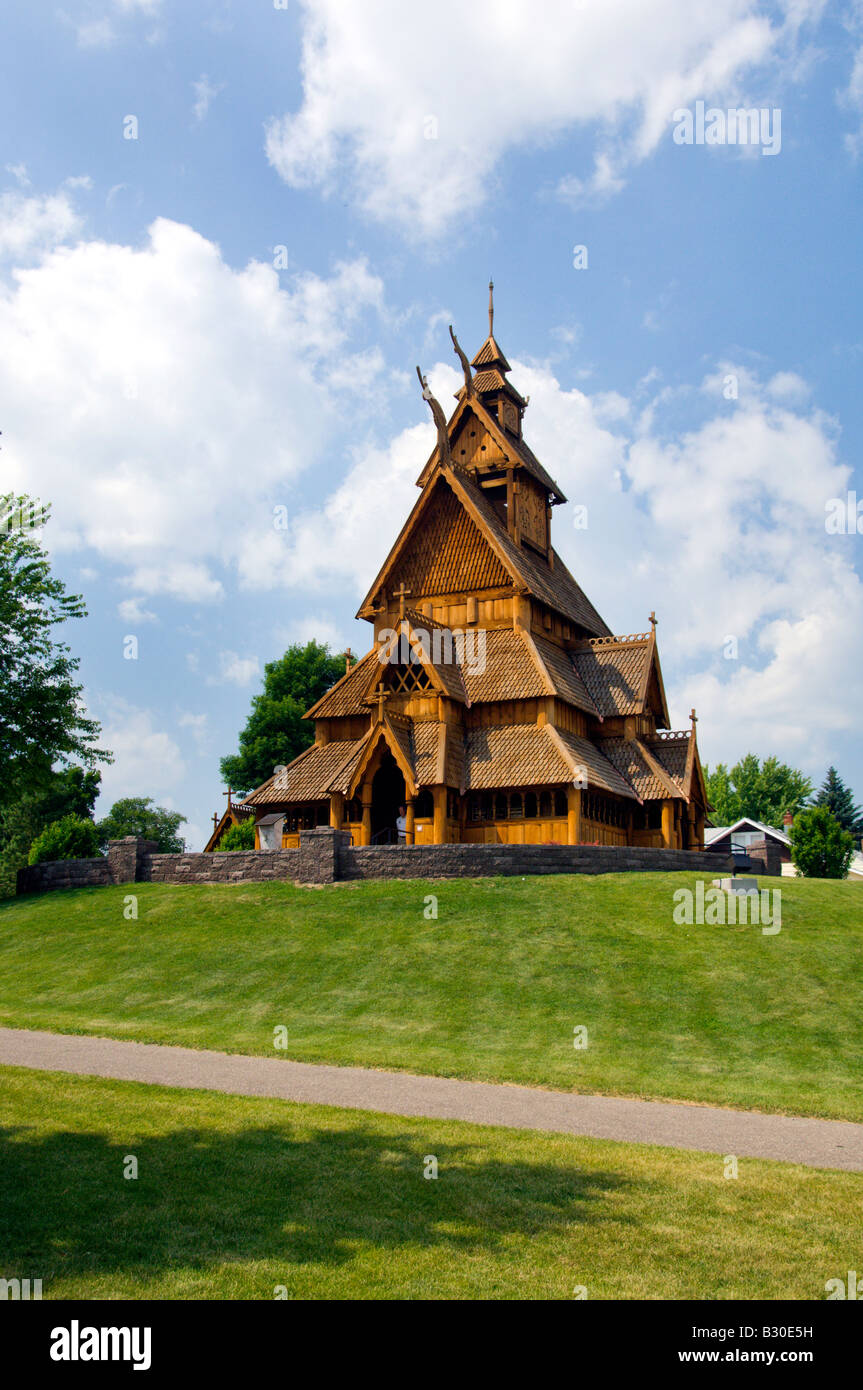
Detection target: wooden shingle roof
<box><xmin>304</xmin><ymin>650</ymin><xmax>379</xmax><ymax>720</ymax></box>
<box><xmin>242</xmin><ymin>738</ymin><xmax>364</xmax><ymax>806</ymax></box>
<box><xmin>464</xmin><ymin>722</ymin><xmax>637</xmax><ymax>798</ymax></box>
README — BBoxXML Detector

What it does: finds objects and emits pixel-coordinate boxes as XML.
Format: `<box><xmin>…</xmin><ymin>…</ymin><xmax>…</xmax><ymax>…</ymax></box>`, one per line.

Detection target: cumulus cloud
<box><xmin>210</xmin><ymin>652</ymin><xmax>261</xmax><ymax>687</ymax></box>
<box><xmin>0</xmin><ymin>184</ymin><xmax>85</xmax><ymax>259</ymax></box>
<box><xmin>95</xmin><ymin>698</ymin><xmax>185</xmax><ymax>807</ymax></box>
<box><xmin>265</xmin><ymin>0</ymin><xmax>820</xmax><ymax>236</ymax></box>
<box><xmin>0</xmin><ymin>215</ymin><xmax>386</xmax><ymax>601</ymax></box>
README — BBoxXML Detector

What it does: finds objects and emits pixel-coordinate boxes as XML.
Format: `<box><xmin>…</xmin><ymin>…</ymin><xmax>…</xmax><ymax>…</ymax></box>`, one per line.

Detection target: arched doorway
<box><xmin>371</xmin><ymin>751</ymin><xmax>406</xmax><ymax>842</ymax></box>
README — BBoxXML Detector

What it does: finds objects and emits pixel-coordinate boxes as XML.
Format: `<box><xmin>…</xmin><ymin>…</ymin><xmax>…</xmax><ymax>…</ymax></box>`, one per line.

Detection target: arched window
<box><xmin>525</xmin><ymin>791</ymin><xmax>537</xmax><ymax>819</ymax></box>
<box><xmin>495</xmin><ymin>793</ymin><xmax>508</xmax><ymax>820</ymax></box>
<box><xmin>509</xmin><ymin>792</ymin><xmax>523</xmax><ymax>819</ymax></box>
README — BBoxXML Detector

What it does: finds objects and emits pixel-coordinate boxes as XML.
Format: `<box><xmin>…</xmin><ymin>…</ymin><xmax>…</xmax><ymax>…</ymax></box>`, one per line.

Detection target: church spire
<box><xmin>469</xmin><ymin>280</ymin><xmax>527</xmax><ymax>427</ymax></box>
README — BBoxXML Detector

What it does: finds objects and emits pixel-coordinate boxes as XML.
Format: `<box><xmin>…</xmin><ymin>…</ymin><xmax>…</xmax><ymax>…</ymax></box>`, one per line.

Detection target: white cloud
<box><xmin>117</xmin><ymin>596</ymin><xmax>157</xmax><ymax>623</ymax></box>
<box><xmin>266</xmin><ymin>0</ymin><xmax>820</xmax><ymax>237</ymax></box>
<box><xmin>0</xmin><ymin>186</ymin><xmax>84</xmax><ymax>259</ymax></box>
<box><xmin>192</xmin><ymin>74</ymin><xmax>224</xmax><ymax>124</ymax></box>
<box><xmin>210</xmin><ymin>652</ymin><xmax>261</xmax><ymax>687</ymax></box>
<box><xmin>64</xmin><ymin>0</ymin><xmax>163</xmax><ymax>49</ymax></box>
<box><xmin>178</xmin><ymin>711</ymin><xmax>209</xmax><ymax>753</ymax></box>
<box><xmin>95</xmin><ymin>699</ymin><xmax>185</xmax><ymax>807</ymax></box>
<box><xmin>0</xmin><ymin>214</ymin><xmax>385</xmax><ymax>600</ymax></box>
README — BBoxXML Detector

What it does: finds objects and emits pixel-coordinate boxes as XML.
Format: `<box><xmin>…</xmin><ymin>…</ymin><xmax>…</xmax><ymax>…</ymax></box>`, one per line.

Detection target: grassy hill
<box><xmin>1</xmin><ymin>1066</ymin><xmax>858</xmax><ymax>1300</ymax></box>
<box><xmin>1</xmin><ymin>872</ymin><xmax>861</xmax><ymax>1120</ymax></box>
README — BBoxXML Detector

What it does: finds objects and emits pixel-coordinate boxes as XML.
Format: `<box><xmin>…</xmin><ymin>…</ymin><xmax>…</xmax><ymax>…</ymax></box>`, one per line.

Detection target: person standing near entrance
<box><xmin>396</xmin><ymin>805</ymin><xmax>407</xmax><ymax>843</ymax></box>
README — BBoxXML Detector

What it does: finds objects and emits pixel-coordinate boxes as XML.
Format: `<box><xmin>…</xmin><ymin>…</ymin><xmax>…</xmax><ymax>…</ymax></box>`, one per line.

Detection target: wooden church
<box><xmin>242</xmin><ymin>288</ymin><xmax>709</xmax><ymax>851</ymax></box>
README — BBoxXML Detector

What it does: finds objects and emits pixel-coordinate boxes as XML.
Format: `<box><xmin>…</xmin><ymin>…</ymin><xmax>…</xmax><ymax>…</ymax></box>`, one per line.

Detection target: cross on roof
<box><xmin>223</xmin><ymin>786</ymin><xmax>232</xmax><ymax>808</ymax></box>
<box><xmin>392</xmin><ymin>582</ymin><xmax>411</xmax><ymax>619</ymax></box>
<box><xmin>375</xmin><ymin>681</ymin><xmax>388</xmax><ymax>723</ymax></box>
<box><xmin>649</xmin><ymin>611</ymin><xmax>657</xmax><ymax>631</ymax></box>
<box><xmin>690</xmin><ymin>708</ymin><xmax>698</xmax><ymax>726</ymax></box>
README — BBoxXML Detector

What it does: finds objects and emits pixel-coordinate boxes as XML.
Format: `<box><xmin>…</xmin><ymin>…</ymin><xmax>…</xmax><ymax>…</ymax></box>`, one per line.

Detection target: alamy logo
<box><xmin>825</xmin><ymin>1271</ymin><xmax>861</xmax><ymax>1299</ymax></box>
<box><xmin>673</xmin><ymin>881</ymin><xmax>781</xmax><ymax>935</ymax></box>
<box><xmin>0</xmin><ymin>1277</ymin><xmax>42</xmax><ymax>1300</ymax></box>
<box><xmin>50</xmin><ymin>1321</ymin><xmax>152</xmax><ymax>1371</ymax></box>
<box><xmin>672</xmin><ymin>100</ymin><xmax>781</xmax><ymax>156</ymax></box>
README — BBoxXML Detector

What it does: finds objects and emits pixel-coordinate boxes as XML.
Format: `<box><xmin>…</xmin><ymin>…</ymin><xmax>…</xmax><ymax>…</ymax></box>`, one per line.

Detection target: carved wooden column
<box><xmin>661</xmin><ymin>799</ymin><xmax>674</xmax><ymax>849</ymax></box>
<box><xmin>361</xmin><ymin>783</ymin><xmax>373</xmax><ymax>846</ymax></box>
<box><xmin>405</xmin><ymin>797</ymin><xmax>415</xmax><ymax>846</ymax></box>
<box><xmin>567</xmin><ymin>785</ymin><xmax>581</xmax><ymax>845</ymax></box>
<box><xmin>329</xmin><ymin>791</ymin><xmax>344</xmax><ymax>831</ymax></box>
<box><xmin>433</xmin><ymin>786</ymin><xmax>447</xmax><ymax>845</ymax></box>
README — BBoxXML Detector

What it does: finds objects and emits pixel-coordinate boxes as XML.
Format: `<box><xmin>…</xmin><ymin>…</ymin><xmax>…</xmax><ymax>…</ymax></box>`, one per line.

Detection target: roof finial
<box><xmin>416</xmin><ymin>364</ymin><xmax>452</xmax><ymax>467</ymax></box>
<box><xmin>449</xmin><ymin>325</ymin><xmax>474</xmax><ymax>397</ymax></box>
<box><xmin>649</xmin><ymin>610</ymin><xmax>657</xmax><ymax>633</ymax></box>
<box><xmin>690</xmin><ymin>707</ymin><xmax>698</xmax><ymax>729</ymax></box>
<box><xmin>488</xmin><ymin>278</ymin><xmax>494</xmax><ymax>337</ymax></box>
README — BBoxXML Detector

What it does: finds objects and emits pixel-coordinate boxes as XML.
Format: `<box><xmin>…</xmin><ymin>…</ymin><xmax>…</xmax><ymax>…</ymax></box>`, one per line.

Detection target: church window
<box><xmin>525</xmin><ymin>791</ymin><xmax>537</xmax><ymax>819</ymax></box>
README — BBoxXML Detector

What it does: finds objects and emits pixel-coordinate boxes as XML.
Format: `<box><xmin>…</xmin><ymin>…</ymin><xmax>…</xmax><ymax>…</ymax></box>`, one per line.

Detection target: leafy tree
<box><xmin>216</xmin><ymin>819</ymin><xmax>256</xmax><ymax>851</ymax></box>
<box><xmin>220</xmin><ymin>641</ymin><xmax>347</xmax><ymax>795</ymax></box>
<box><xmin>789</xmin><ymin>807</ymin><xmax>854</xmax><ymax>880</ymax></box>
<box><xmin>814</xmin><ymin>767</ymin><xmax>863</xmax><ymax>837</ymax></box>
<box><xmin>28</xmin><ymin>814</ymin><xmax>101</xmax><ymax>865</ymax></box>
<box><xmin>0</xmin><ymin>765</ymin><xmax>102</xmax><ymax>897</ymax></box>
<box><xmin>97</xmin><ymin>797</ymin><xmax>186</xmax><ymax>853</ymax></box>
<box><xmin>0</xmin><ymin>494</ymin><xmax>109</xmax><ymax>798</ymax></box>
<box><xmin>704</xmin><ymin>754</ymin><xmax>812</xmax><ymax>829</ymax></box>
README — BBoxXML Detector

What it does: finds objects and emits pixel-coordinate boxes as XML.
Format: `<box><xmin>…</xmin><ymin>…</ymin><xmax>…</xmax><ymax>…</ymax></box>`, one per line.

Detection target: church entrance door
<box><xmin>371</xmin><ymin>752</ymin><xmax>406</xmax><ymax>843</ymax></box>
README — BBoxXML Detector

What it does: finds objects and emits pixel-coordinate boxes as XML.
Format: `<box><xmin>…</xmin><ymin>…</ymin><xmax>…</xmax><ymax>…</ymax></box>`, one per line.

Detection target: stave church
<box><xmin>241</xmin><ymin>288</ymin><xmax>709</xmax><ymax>851</ymax></box>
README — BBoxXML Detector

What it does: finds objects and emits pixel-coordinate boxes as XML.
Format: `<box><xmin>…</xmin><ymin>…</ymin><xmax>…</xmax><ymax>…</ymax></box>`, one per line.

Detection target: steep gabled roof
<box><xmin>416</xmin><ymin>392</ymin><xmax>565</xmax><ymax>502</ymax></box>
<box><xmin>357</xmin><ymin>466</ymin><xmax>608</xmax><ymax>635</ymax></box>
<box><xmin>572</xmin><ymin>630</ymin><xmax>670</xmax><ymax>724</ymax></box>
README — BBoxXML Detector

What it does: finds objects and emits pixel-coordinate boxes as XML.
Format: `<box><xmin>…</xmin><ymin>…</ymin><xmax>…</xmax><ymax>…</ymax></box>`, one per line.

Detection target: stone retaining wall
<box><xmin>18</xmin><ymin>828</ymin><xmax>733</xmax><ymax>895</ymax></box>
<box><xmin>342</xmin><ymin>842</ymin><xmax>732</xmax><ymax>880</ymax></box>
<box><xmin>143</xmin><ymin>848</ymin><xmax>300</xmax><ymax>884</ymax></box>
<box><xmin>16</xmin><ymin>856</ymin><xmax>112</xmax><ymax>895</ymax></box>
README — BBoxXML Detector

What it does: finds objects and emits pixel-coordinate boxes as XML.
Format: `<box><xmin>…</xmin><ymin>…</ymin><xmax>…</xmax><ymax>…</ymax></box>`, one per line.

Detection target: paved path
<box><xmin>1</xmin><ymin>1026</ymin><xmax>861</xmax><ymax>1172</ymax></box>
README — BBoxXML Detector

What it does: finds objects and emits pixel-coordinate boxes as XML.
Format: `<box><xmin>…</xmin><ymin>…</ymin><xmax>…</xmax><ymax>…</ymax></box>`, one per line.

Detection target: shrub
<box><xmin>216</xmin><ymin>819</ymin><xmax>256</xmax><ymax>851</ymax></box>
<box><xmin>789</xmin><ymin>807</ymin><xmax>854</xmax><ymax>880</ymax></box>
<box><xmin>28</xmin><ymin>814</ymin><xmax>101</xmax><ymax>865</ymax></box>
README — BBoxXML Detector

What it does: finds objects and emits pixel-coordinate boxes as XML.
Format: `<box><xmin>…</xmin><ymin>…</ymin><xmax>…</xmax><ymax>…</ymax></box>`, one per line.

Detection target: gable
<box><xmin>450</xmin><ymin>409</ymin><xmax>508</xmax><ymax>469</ymax></box>
<box><xmin>389</xmin><ymin>479</ymin><xmax>510</xmax><ymax>598</ymax></box>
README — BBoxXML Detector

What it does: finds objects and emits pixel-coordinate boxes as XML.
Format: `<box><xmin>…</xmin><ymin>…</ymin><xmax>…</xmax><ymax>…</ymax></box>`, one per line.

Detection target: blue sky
<box><xmin>1</xmin><ymin>0</ymin><xmax>861</xmax><ymax>847</ymax></box>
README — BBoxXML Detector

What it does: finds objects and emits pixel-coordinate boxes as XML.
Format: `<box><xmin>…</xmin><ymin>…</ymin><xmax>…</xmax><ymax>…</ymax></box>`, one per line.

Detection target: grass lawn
<box><xmin>0</xmin><ymin>873</ymin><xmax>861</xmax><ymax>1120</ymax></box>
<box><xmin>0</xmin><ymin>1065</ymin><xmax>855</xmax><ymax>1300</ymax></box>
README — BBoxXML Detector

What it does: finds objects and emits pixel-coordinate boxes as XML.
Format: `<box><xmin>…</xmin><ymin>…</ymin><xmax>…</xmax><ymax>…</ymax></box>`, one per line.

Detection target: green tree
<box><xmin>704</xmin><ymin>754</ymin><xmax>812</xmax><ymax>829</ymax></box>
<box><xmin>814</xmin><ymin>767</ymin><xmax>863</xmax><ymax>837</ymax></box>
<box><xmin>0</xmin><ymin>494</ymin><xmax>109</xmax><ymax>798</ymax></box>
<box><xmin>97</xmin><ymin>797</ymin><xmax>186</xmax><ymax>853</ymax></box>
<box><xmin>220</xmin><ymin>641</ymin><xmax>348</xmax><ymax>795</ymax></box>
<box><xmin>28</xmin><ymin>814</ymin><xmax>101</xmax><ymax>865</ymax></box>
<box><xmin>789</xmin><ymin>807</ymin><xmax>854</xmax><ymax>880</ymax></box>
<box><xmin>0</xmin><ymin>765</ymin><xmax>102</xmax><ymax>897</ymax></box>
<box><xmin>215</xmin><ymin>819</ymin><xmax>256</xmax><ymax>851</ymax></box>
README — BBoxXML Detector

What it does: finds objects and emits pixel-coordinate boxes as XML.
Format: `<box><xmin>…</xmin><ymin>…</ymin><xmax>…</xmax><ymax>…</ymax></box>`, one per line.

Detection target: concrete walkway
<box><xmin>1</xmin><ymin>1026</ymin><xmax>861</xmax><ymax>1172</ymax></box>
